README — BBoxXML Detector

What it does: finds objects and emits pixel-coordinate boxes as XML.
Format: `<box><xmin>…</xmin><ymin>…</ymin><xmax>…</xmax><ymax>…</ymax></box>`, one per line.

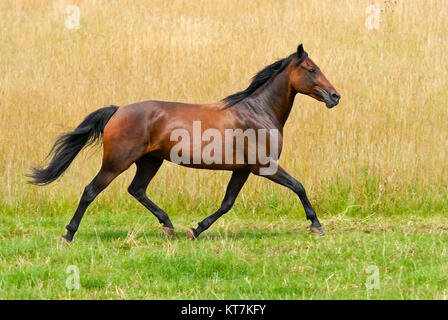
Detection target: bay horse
<box><xmin>28</xmin><ymin>44</ymin><xmax>340</xmax><ymax>242</ymax></box>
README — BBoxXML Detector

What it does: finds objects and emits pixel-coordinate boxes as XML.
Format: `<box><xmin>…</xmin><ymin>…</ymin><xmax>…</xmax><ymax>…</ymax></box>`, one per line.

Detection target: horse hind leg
<box><xmin>62</xmin><ymin>145</ymin><xmax>143</xmax><ymax>242</ymax></box>
<box><xmin>62</xmin><ymin>165</ymin><xmax>125</xmax><ymax>242</ymax></box>
<box><xmin>127</xmin><ymin>155</ymin><xmax>175</xmax><ymax>237</ymax></box>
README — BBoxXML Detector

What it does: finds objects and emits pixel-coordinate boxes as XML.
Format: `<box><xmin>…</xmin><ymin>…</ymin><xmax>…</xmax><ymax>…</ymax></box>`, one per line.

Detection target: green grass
<box><xmin>1</xmin><ymin>193</ymin><xmax>447</xmax><ymax>299</ymax></box>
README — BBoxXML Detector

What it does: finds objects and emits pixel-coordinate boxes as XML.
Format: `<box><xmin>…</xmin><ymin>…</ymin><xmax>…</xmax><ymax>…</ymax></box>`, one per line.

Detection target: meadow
<box><xmin>0</xmin><ymin>0</ymin><xmax>447</xmax><ymax>299</ymax></box>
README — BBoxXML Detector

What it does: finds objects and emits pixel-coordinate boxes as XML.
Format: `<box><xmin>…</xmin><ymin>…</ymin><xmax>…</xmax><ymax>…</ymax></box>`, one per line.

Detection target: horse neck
<box><xmin>247</xmin><ymin>64</ymin><xmax>297</xmax><ymax>128</ymax></box>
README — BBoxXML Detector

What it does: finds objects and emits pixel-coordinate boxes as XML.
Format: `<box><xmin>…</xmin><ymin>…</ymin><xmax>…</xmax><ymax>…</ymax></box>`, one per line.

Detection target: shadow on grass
<box><xmin>201</xmin><ymin>229</ymin><xmax>312</xmax><ymax>240</ymax></box>
<box><xmin>82</xmin><ymin>228</ymin><xmax>310</xmax><ymax>242</ymax></box>
<box><xmin>82</xmin><ymin>229</ymin><xmax>167</xmax><ymax>241</ymax></box>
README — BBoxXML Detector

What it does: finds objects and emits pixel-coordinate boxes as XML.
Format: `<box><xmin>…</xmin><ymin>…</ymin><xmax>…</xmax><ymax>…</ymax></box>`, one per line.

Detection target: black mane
<box><xmin>222</xmin><ymin>52</ymin><xmax>304</xmax><ymax>108</ymax></box>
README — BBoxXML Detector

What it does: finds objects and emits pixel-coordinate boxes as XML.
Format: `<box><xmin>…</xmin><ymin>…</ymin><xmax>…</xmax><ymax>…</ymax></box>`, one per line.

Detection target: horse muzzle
<box><xmin>324</xmin><ymin>88</ymin><xmax>340</xmax><ymax>109</ymax></box>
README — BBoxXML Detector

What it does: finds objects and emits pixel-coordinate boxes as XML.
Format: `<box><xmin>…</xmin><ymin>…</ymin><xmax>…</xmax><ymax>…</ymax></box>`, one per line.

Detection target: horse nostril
<box><xmin>331</xmin><ymin>92</ymin><xmax>340</xmax><ymax>101</ymax></box>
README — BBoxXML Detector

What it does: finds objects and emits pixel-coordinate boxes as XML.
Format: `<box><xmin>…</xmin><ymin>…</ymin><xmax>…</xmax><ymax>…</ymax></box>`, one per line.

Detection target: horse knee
<box><xmin>128</xmin><ymin>185</ymin><xmax>145</xmax><ymax>199</ymax></box>
<box><xmin>220</xmin><ymin>199</ymin><xmax>234</xmax><ymax>213</ymax></box>
<box><xmin>292</xmin><ymin>181</ymin><xmax>306</xmax><ymax>197</ymax></box>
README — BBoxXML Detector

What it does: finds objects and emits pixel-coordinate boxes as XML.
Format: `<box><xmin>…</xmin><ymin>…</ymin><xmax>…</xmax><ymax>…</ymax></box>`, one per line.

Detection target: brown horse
<box><xmin>28</xmin><ymin>44</ymin><xmax>340</xmax><ymax>242</ymax></box>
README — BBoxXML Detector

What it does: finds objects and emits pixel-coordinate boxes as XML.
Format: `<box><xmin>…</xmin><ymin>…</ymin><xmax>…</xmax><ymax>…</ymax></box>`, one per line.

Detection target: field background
<box><xmin>0</xmin><ymin>0</ymin><xmax>447</xmax><ymax>299</ymax></box>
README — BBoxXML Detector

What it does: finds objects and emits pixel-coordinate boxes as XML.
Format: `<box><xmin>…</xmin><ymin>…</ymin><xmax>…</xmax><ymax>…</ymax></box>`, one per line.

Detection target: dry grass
<box><xmin>1</xmin><ymin>0</ymin><xmax>447</xmax><ymax>215</ymax></box>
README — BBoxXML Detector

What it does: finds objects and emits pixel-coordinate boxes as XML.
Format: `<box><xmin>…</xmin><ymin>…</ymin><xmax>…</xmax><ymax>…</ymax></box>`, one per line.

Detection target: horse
<box><xmin>28</xmin><ymin>44</ymin><xmax>340</xmax><ymax>242</ymax></box>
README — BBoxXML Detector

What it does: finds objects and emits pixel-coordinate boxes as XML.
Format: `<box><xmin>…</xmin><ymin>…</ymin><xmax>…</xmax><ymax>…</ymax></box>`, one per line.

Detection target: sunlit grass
<box><xmin>1</xmin><ymin>205</ymin><xmax>447</xmax><ymax>299</ymax></box>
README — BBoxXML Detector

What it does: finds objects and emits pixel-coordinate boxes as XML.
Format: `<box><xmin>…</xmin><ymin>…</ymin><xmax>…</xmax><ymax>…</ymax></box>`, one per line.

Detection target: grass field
<box><xmin>0</xmin><ymin>0</ymin><xmax>447</xmax><ymax>299</ymax></box>
<box><xmin>1</xmin><ymin>207</ymin><xmax>448</xmax><ymax>299</ymax></box>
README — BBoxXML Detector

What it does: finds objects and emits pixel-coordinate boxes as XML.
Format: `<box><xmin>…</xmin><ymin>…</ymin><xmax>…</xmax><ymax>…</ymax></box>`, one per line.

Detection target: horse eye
<box><xmin>309</xmin><ymin>68</ymin><xmax>316</xmax><ymax>73</ymax></box>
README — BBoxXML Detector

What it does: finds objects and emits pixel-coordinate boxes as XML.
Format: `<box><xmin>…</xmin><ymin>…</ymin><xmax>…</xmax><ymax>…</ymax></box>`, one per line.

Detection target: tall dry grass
<box><xmin>1</xmin><ymin>0</ymin><xmax>447</xmax><ymax>216</ymax></box>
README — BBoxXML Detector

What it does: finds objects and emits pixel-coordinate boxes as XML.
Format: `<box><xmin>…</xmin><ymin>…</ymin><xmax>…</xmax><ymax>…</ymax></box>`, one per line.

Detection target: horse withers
<box><xmin>28</xmin><ymin>44</ymin><xmax>340</xmax><ymax>242</ymax></box>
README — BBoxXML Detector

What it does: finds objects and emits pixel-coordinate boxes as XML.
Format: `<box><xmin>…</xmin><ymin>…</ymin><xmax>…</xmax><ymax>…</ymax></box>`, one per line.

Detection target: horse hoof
<box><xmin>186</xmin><ymin>228</ymin><xmax>197</xmax><ymax>240</ymax></box>
<box><xmin>60</xmin><ymin>235</ymin><xmax>72</xmax><ymax>243</ymax></box>
<box><xmin>310</xmin><ymin>225</ymin><xmax>325</xmax><ymax>236</ymax></box>
<box><xmin>162</xmin><ymin>227</ymin><xmax>175</xmax><ymax>238</ymax></box>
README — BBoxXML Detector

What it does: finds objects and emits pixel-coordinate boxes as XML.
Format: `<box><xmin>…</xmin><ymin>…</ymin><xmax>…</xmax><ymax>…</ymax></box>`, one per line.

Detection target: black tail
<box><xmin>27</xmin><ymin>105</ymin><xmax>119</xmax><ymax>185</ymax></box>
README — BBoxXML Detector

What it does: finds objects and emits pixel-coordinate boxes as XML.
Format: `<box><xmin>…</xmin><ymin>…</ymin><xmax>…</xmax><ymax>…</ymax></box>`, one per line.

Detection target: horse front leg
<box><xmin>187</xmin><ymin>171</ymin><xmax>250</xmax><ymax>239</ymax></box>
<box><xmin>254</xmin><ymin>164</ymin><xmax>324</xmax><ymax>236</ymax></box>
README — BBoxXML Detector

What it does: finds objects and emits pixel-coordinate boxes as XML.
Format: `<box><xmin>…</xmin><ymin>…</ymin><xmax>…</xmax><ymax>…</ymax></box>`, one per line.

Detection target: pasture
<box><xmin>0</xmin><ymin>0</ymin><xmax>447</xmax><ymax>299</ymax></box>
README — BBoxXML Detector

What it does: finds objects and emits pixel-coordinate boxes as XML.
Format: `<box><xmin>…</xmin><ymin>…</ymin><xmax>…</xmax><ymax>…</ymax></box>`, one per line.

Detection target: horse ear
<box><xmin>297</xmin><ymin>44</ymin><xmax>304</xmax><ymax>58</ymax></box>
